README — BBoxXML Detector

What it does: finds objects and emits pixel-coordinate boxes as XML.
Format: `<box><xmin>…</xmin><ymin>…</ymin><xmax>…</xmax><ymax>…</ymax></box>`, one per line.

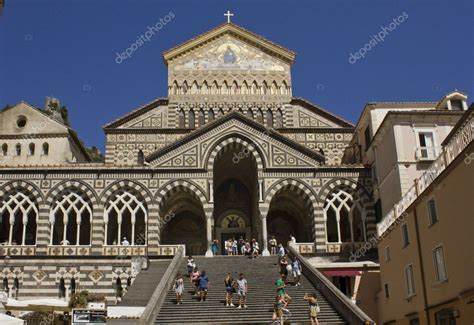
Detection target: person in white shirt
<box><xmin>121</xmin><ymin>237</ymin><xmax>130</xmax><ymax>245</ymax></box>
<box><xmin>290</xmin><ymin>235</ymin><xmax>296</xmax><ymax>244</ymax></box>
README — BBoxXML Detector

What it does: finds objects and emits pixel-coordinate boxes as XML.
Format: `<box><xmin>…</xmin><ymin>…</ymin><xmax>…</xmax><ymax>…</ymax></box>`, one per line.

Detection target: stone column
<box><xmin>260</xmin><ymin>211</ymin><xmax>270</xmax><ymax>256</ymax></box>
<box><xmin>205</xmin><ymin>212</ymin><xmax>213</xmax><ymax>257</ymax></box>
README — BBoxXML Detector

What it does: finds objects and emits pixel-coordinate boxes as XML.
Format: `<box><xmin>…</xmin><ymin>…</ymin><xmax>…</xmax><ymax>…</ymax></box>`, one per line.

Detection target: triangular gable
<box><xmin>163</xmin><ymin>23</ymin><xmax>296</xmax><ymax>65</ymax></box>
<box><xmin>146</xmin><ymin>111</ymin><xmax>324</xmax><ymax>169</ymax></box>
<box><xmin>103</xmin><ymin>98</ymin><xmax>168</xmax><ymax>129</ymax></box>
<box><xmin>291</xmin><ymin>98</ymin><xmax>354</xmax><ymax>128</ymax></box>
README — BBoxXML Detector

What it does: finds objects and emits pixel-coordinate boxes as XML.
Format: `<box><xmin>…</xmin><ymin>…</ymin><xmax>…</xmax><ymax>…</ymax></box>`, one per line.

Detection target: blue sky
<box><xmin>1</xmin><ymin>0</ymin><xmax>473</xmax><ymax>151</ymax></box>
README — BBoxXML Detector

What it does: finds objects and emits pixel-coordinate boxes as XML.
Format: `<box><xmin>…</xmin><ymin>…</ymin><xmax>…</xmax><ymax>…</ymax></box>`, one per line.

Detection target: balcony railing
<box><xmin>415</xmin><ymin>146</ymin><xmax>441</xmax><ymax>161</ymax></box>
<box><xmin>378</xmin><ymin>111</ymin><xmax>473</xmax><ymax>237</ymax></box>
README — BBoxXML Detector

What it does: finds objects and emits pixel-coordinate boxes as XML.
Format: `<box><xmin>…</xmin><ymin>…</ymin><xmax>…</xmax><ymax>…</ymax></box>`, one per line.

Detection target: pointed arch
<box><xmin>281</xmin><ymin>81</ymin><xmax>288</xmax><ymax>95</ymax></box>
<box><xmin>182</xmin><ymin>81</ymin><xmax>189</xmax><ymax>94</ymax></box>
<box><xmin>256</xmin><ymin>109</ymin><xmax>263</xmax><ymax>124</ymax></box>
<box><xmin>198</xmin><ymin>109</ymin><xmax>205</xmax><ymax>127</ymax></box>
<box><xmin>191</xmin><ymin>81</ymin><xmax>199</xmax><ymax>94</ymax></box>
<box><xmin>221</xmin><ymin>81</ymin><xmax>229</xmax><ymax>94</ymax></box>
<box><xmin>262</xmin><ymin>81</ymin><xmax>268</xmax><ymax>95</ymax></box>
<box><xmin>245</xmin><ymin>108</ymin><xmax>253</xmax><ymax>119</ymax></box>
<box><xmin>172</xmin><ymin>81</ymin><xmax>179</xmax><ymax>95</ymax></box>
<box><xmin>201</xmin><ymin>81</ymin><xmax>209</xmax><ymax>95</ymax></box>
<box><xmin>242</xmin><ymin>81</ymin><xmax>249</xmax><ymax>95</ymax></box>
<box><xmin>208</xmin><ymin>109</ymin><xmax>215</xmax><ymax>123</ymax></box>
<box><xmin>266</xmin><ymin>109</ymin><xmax>274</xmax><ymax>128</ymax></box>
<box><xmin>177</xmin><ymin>109</ymin><xmax>185</xmax><ymax>128</ymax></box>
<box><xmin>231</xmin><ymin>81</ymin><xmax>239</xmax><ymax>94</ymax></box>
<box><xmin>188</xmin><ymin>110</ymin><xmax>195</xmax><ymax>128</ymax></box>
<box><xmin>275</xmin><ymin>108</ymin><xmax>283</xmax><ymax>128</ymax></box>
<box><xmin>271</xmin><ymin>81</ymin><xmax>278</xmax><ymax>95</ymax></box>
<box><xmin>251</xmin><ymin>81</ymin><xmax>259</xmax><ymax>94</ymax></box>
<box><xmin>155</xmin><ymin>179</ymin><xmax>208</xmax><ymax>212</ymax></box>
<box><xmin>212</xmin><ymin>80</ymin><xmax>219</xmax><ymax>94</ymax></box>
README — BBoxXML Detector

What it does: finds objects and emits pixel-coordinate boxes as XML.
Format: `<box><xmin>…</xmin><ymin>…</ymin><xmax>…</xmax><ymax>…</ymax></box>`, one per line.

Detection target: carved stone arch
<box><xmin>242</xmin><ymin>80</ymin><xmax>249</xmax><ymax>95</ymax></box>
<box><xmin>171</xmin><ymin>80</ymin><xmax>179</xmax><ymax>95</ymax></box>
<box><xmin>155</xmin><ymin>179</ymin><xmax>208</xmax><ymax>211</ymax></box>
<box><xmin>191</xmin><ymin>80</ymin><xmax>199</xmax><ymax>94</ymax></box>
<box><xmin>205</xmin><ymin>135</ymin><xmax>265</xmax><ymax>172</ymax></box>
<box><xmin>45</xmin><ymin>180</ymin><xmax>99</xmax><ymax>208</ymax></box>
<box><xmin>231</xmin><ymin>80</ymin><xmax>239</xmax><ymax>94</ymax></box>
<box><xmin>251</xmin><ymin>80</ymin><xmax>259</xmax><ymax>94</ymax></box>
<box><xmin>201</xmin><ymin>80</ymin><xmax>209</xmax><ymax>94</ymax></box>
<box><xmin>264</xmin><ymin>178</ymin><xmax>318</xmax><ymax>213</ymax></box>
<box><xmin>317</xmin><ymin>178</ymin><xmax>371</xmax><ymax>208</ymax></box>
<box><xmin>99</xmin><ymin>180</ymin><xmax>154</xmax><ymax>209</ymax></box>
<box><xmin>0</xmin><ymin>180</ymin><xmax>44</xmax><ymax>205</ymax></box>
<box><xmin>182</xmin><ymin>80</ymin><xmax>189</xmax><ymax>94</ymax></box>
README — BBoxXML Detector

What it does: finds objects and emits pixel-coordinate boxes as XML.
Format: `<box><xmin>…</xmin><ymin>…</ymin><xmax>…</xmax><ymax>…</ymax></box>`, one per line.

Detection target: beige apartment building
<box><xmin>376</xmin><ymin>106</ymin><xmax>474</xmax><ymax>325</ymax></box>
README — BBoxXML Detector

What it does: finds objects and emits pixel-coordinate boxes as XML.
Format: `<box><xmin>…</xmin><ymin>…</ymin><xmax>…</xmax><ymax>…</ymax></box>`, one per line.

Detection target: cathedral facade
<box><xmin>0</xmin><ymin>23</ymin><xmax>376</xmax><ymax>301</ymax></box>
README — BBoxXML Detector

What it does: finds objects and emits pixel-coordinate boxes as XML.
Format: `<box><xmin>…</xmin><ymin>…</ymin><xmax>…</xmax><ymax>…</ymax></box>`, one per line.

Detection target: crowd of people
<box><xmin>175</xmin><ymin>251</ymin><xmax>320</xmax><ymax>324</ymax></box>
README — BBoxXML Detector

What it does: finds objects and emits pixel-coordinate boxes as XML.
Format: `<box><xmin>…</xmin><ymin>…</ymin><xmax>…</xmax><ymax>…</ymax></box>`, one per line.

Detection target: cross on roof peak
<box><xmin>224</xmin><ymin>10</ymin><xmax>234</xmax><ymax>23</ymax></box>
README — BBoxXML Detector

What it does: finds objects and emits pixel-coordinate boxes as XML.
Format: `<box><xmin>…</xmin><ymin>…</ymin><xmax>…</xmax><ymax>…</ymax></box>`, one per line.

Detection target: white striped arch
<box><xmin>205</xmin><ymin>135</ymin><xmax>265</xmax><ymax>172</ymax></box>
<box><xmin>99</xmin><ymin>180</ymin><xmax>153</xmax><ymax>209</ymax></box>
<box><xmin>0</xmin><ymin>180</ymin><xmax>43</xmax><ymax>205</ymax></box>
<box><xmin>45</xmin><ymin>180</ymin><xmax>98</xmax><ymax>208</ymax></box>
<box><xmin>155</xmin><ymin>179</ymin><xmax>208</xmax><ymax>212</ymax></box>
<box><xmin>316</xmin><ymin>178</ymin><xmax>372</xmax><ymax>211</ymax></box>
<box><xmin>263</xmin><ymin>178</ymin><xmax>318</xmax><ymax>214</ymax></box>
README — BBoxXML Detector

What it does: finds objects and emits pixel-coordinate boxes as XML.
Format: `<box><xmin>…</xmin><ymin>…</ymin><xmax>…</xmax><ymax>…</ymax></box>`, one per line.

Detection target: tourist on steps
<box><xmin>292</xmin><ymin>258</ymin><xmax>302</xmax><ymax>286</ymax></box>
<box><xmin>251</xmin><ymin>239</ymin><xmax>259</xmax><ymax>258</ymax></box>
<box><xmin>174</xmin><ymin>273</ymin><xmax>184</xmax><ymax>305</ymax></box>
<box><xmin>276</xmin><ymin>274</ymin><xmax>286</xmax><ymax>298</ymax></box>
<box><xmin>269</xmin><ymin>236</ymin><xmax>277</xmax><ymax>255</ymax></box>
<box><xmin>277</xmin><ymin>244</ymin><xmax>285</xmax><ymax>264</ymax></box>
<box><xmin>211</xmin><ymin>240</ymin><xmax>219</xmax><ymax>256</ymax></box>
<box><xmin>224</xmin><ymin>272</ymin><xmax>235</xmax><ymax>307</ymax></box>
<box><xmin>191</xmin><ymin>267</ymin><xmax>200</xmax><ymax>295</ymax></box>
<box><xmin>187</xmin><ymin>255</ymin><xmax>195</xmax><ymax>282</ymax></box>
<box><xmin>280</xmin><ymin>256</ymin><xmax>289</xmax><ymax>277</ymax></box>
<box><xmin>236</xmin><ymin>273</ymin><xmax>248</xmax><ymax>308</ymax></box>
<box><xmin>199</xmin><ymin>270</ymin><xmax>210</xmax><ymax>302</ymax></box>
<box><xmin>272</xmin><ymin>295</ymin><xmax>285</xmax><ymax>325</ymax></box>
<box><xmin>304</xmin><ymin>293</ymin><xmax>320</xmax><ymax>325</ymax></box>
<box><xmin>232</xmin><ymin>238</ymin><xmax>238</xmax><ymax>255</ymax></box>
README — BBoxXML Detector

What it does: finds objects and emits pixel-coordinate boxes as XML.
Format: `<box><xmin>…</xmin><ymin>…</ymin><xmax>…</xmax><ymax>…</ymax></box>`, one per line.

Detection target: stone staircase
<box><xmin>155</xmin><ymin>256</ymin><xmax>346</xmax><ymax>324</ymax></box>
<box><xmin>120</xmin><ymin>259</ymin><xmax>171</xmax><ymax>306</ymax></box>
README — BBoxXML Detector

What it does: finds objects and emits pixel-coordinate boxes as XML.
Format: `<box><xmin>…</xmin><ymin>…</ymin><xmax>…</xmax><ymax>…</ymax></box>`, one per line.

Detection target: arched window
<box><xmin>0</xmin><ymin>190</ymin><xmax>38</xmax><ymax>245</ymax></box>
<box><xmin>231</xmin><ymin>81</ymin><xmax>238</xmax><ymax>94</ymax></box>
<box><xmin>2</xmin><ymin>144</ymin><xmax>7</xmax><ymax>156</ymax></box>
<box><xmin>242</xmin><ymin>81</ymin><xmax>249</xmax><ymax>95</ymax></box>
<box><xmin>104</xmin><ymin>190</ymin><xmax>147</xmax><ymax>246</ymax></box>
<box><xmin>28</xmin><ymin>143</ymin><xmax>35</xmax><ymax>156</ymax></box>
<box><xmin>42</xmin><ymin>143</ymin><xmax>49</xmax><ymax>155</ymax></box>
<box><xmin>266</xmin><ymin>110</ymin><xmax>274</xmax><ymax>128</ymax></box>
<box><xmin>275</xmin><ymin>109</ymin><xmax>283</xmax><ymax>128</ymax></box>
<box><xmin>198</xmin><ymin>109</ymin><xmax>205</xmax><ymax>127</ymax></box>
<box><xmin>137</xmin><ymin>150</ymin><xmax>144</xmax><ymax>166</ymax></box>
<box><xmin>281</xmin><ymin>81</ymin><xmax>289</xmax><ymax>95</ymax></box>
<box><xmin>188</xmin><ymin>110</ymin><xmax>195</xmax><ymax>128</ymax></box>
<box><xmin>191</xmin><ymin>81</ymin><xmax>198</xmax><ymax>94</ymax></box>
<box><xmin>217</xmin><ymin>109</ymin><xmax>224</xmax><ymax>118</ymax></box>
<box><xmin>182</xmin><ymin>81</ymin><xmax>188</xmax><ymax>94</ymax></box>
<box><xmin>50</xmin><ymin>190</ymin><xmax>92</xmax><ymax>246</ymax></box>
<box><xmin>271</xmin><ymin>81</ymin><xmax>278</xmax><ymax>95</ymax></box>
<box><xmin>15</xmin><ymin>144</ymin><xmax>21</xmax><ymax>156</ymax></box>
<box><xmin>208</xmin><ymin>110</ymin><xmax>215</xmax><ymax>122</ymax></box>
<box><xmin>245</xmin><ymin>109</ymin><xmax>253</xmax><ymax>119</ymax></box>
<box><xmin>172</xmin><ymin>81</ymin><xmax>178</xmax><ymax>95</ymax></box>
<box><xmin>256</xmin><ymin>110</ymin><xmax>263</xmax><ymax>124</ymax></box>
<box><xmin>115</xmin><ymin>278</ymin><xmax>123</xmax><ymax>298</ymax></box>
<box><xmin>262</xmin><ymin>81</ymin><xmax>268</xmax><ymax>95</ymax></box>
<box><xmin>13</xmin><ymin>277</ymin><xmax>19</xmax><ymax>298</ymax></box>
<box><xmin>70</xmin><ymin>278</ymin><xmax>76</xmax><ymax>294</ymax></box>
<box><xmin>202</xmin><ymin>81</ymin><xmax>209</xmax><ymax>95</ymax></box>
<box><xmin>221</xmin><ymin>81</ymin><xmax>229</xmax><ymax>94</ymax></box>
<box><xmin>251</xmin><ymin>81</ymin><xmax>259</xmax><ymax>95</ymax></box>
<box><xmin>177</xmin><ymin>109</ymin><xmax>185</xmax><ymax>128</ymax></box>
<box><xmin>212</xmin><ymin>81</ymin><xmax>219</xmax><ymax>94</ymax></box>
<box><xmin>59</xmin><ymin>277</ymin><xmax>66</xmax><ymax>298</ymax></box>
<box><xmin>323</xmin><ymin>188</ymin><xmax>366</xmax><ymax>243</ymax></box>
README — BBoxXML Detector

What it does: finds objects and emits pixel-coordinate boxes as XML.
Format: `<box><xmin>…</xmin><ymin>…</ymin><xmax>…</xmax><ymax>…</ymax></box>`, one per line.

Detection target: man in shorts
<box><xmin>292</xmin><ymin>258</ymin><xmax>302</xmax><ymax>286</ymax></box>
<box><xmin>236</xmin><ymin>273</ymin><xmax>248</xmax><ymax>308</ymax></box>
<box><xmin>276</xmin><ymin>274</ymin><xmax>286</xmax><ymax>298</ymax></box>
<box><xmin>199</xmin><ymin>270</ymin><xmax>210</xmax><ymax>302</ymax></box>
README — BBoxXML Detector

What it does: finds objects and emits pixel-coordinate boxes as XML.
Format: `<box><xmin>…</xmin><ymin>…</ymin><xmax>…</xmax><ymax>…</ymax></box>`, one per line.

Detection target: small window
<box><xmin>435</xmin><ymin>308</ymin><xmax>456</xmax><ymax>325</ymax></box>
<box><xmin>188</xmin><ymin>110</ymin><xmax>195</xmax><ymax>128</ymax></box>
<box><xmin>1</xmin><ymin>143</ymin><xmax>7</xmax><ymax>156</ymax></box>
<box><xmin>70</xmin><ymin>278</ymin><xmax>76</xmax><ymax>294</ymax></box>
<box><xmin>16</xmin><ymin>115</ymin><xmax>27</xmax><ymax>128</ymax></box>
<box><xmin>177</xmin><ymin>109</ymin><xmax>185</xmax><ymax>128</ymax></box>
<box><xmin>137</xmin><ymin>150</ymin><xmax>144</xmax><ymax>166</ymax></box>
<box><xmin>405</xmin><ymin>264</ymin><xmax>416</xmax><ymax>297</ymax></box>
<box><xmin>433</xmin><ymin>246</ymin><xmax>448</xmax><ymax>282</ymax></box>
<box><xmin>364</xmin><ymin>126</ymin><xmax>371</xmax><ymax>151</ymax></box>
<box><xmin>208</xmin><ymin>110</ymin><xmax>215</xmax><ymax>122</ymax></box>
<box><xmin>402</xmin><ymin>223</ymin><xmax>410</xmax><ymax>247</ymax></box>
<box><xmin>384</xmin><ymin>283</ymin><xmax>389</xmax><ymax>298</ymax></box>
<box><xmin>427</xmin><ymin>198</ymin><xmax>438</xmax><ymax>225</ymax></box>
<box><xmin>418</xmin><ymin>132</ymin><xmax>436</xmax><ymax>159</ymax></box>
<box><xmin>450</xmin><ymin>99</ymin><xmax>464</xmax><ymax>111</ymax></box>
<box><xmin>28</xmin><ymin>143</ymin><xmax>35</xmax><ymax>156</ymax></box>
<box><xmin>256</xmin><ymin>110</ymin><xmax>263</xmax><ymax>124</ymax></box>
<box><xmin>42</xmin><ymin>142</ymin><xmax>49</xmax><ymax>155</ymax></box>
<box><xmin>59</xmin><ymin>277</ymin><xmax>66</xmax><ymax>298</ymax></box>
<box><xmin>15</xmin><ymin>143</ymin><xmax>21</xmax><ymax>156</ymax></box>
<box><xmin>266</xmin><ymin>110</ymin><xmax>273</xmax><ymax>128</ymax></box>
<box><xmin>410</xmin><ymin>318</ymin><xmax>420</xmax><ymax>325</ymax></box>
<box><xmin>385</xmin><ymin>246</ymin><xmax>391</xmax><ymax>262</ymax></box>
<box><xmin>375</xmin><ymin>199</ymin><xmax>383</xmax><ymax>223</ymax></box>
<box><xmin>198</xmin><ymin>109</ymin><xmax>205</xmax><ymax>127</ymax></box>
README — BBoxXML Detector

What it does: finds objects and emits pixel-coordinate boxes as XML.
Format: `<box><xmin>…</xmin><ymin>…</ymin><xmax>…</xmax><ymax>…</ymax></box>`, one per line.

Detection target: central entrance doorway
<box><xmin>212</xmin><ymin>139</ymin><xmax>259</xmax><ymax>253</ymax></box>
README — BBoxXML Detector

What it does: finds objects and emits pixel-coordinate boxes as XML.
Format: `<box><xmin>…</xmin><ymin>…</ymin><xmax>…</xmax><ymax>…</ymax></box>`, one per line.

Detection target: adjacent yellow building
<box><xmin>376</xmin><ymin>106</ymin><xmax>474</xmax><ymax>324</ymax></box>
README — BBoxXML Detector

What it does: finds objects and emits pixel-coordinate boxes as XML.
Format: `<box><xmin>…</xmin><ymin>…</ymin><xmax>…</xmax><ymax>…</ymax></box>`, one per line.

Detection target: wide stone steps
<box><xmin>120</xmin><ymin>259</ymin><xmax>171</xmax><ymax>306</ymax></box>
<box><xmin>155</xmin><ymin>256</ymin><xmax>346</xmax><ymax>324</ymax></box>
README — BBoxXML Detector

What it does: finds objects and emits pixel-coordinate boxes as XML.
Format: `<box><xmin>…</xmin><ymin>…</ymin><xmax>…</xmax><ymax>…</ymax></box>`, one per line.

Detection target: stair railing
<box><xmin>287</xmin><ymin>244</ymin><xmax>375</xmax><ymax>325</ymax></box>
<box><xmin>138</xmin><ymin>245</ymin><xmax>185</xmax><ymax>325</ymax></box>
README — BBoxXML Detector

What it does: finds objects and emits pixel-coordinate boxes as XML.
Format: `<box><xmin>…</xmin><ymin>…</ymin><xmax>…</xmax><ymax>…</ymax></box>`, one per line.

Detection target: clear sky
<box><xmin>1</xmin><ymin>0</ymin><xmax>473</xmax><ymax>151</ymax></box>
